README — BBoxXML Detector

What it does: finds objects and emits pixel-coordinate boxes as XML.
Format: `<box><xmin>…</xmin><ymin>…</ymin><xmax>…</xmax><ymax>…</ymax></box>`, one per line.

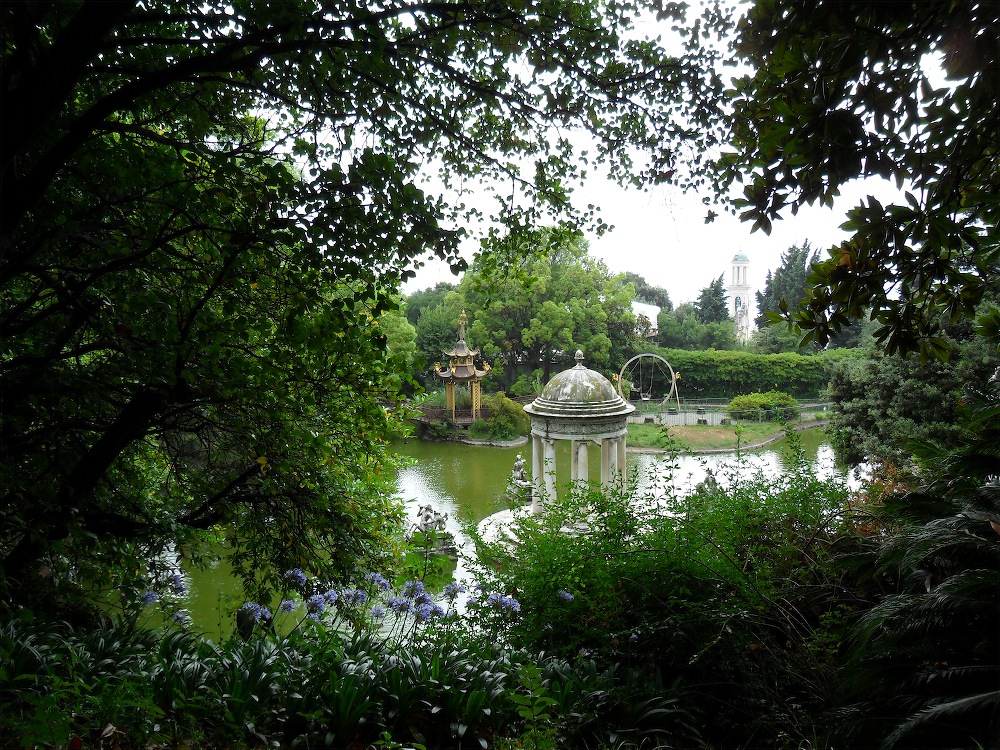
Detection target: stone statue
<box><xmin>511</xmin><ymin>454</ymin><xmax>526</xmax><ymax>484</ymax></box>
<box><xmin>408</xmin><ymin>503</ymin><xmax>449</xmax><ymax>539</ymax></box>
<box><xmin>506</xmin><ymin>453</ymin><xmax>532</xmax><ymax>505</ymax></box>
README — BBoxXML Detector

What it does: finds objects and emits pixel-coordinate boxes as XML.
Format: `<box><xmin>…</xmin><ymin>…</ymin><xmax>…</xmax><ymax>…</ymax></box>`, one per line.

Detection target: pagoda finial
<box><xmin>574</xmin><ymin>350</ymin><xmax>585</xmax><ymax>367</ymax></box>
<box><xmin>458</xmin><ymin>310</ymin><xmax>468</xmax><ymax>341</ymax></box>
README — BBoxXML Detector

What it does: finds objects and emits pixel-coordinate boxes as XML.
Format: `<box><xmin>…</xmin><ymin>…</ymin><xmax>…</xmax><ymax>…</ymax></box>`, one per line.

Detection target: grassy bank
<box><xmin>627</xmin><ymin>420</ymin><xmax>825</xmax><ymax>451</ymax></box>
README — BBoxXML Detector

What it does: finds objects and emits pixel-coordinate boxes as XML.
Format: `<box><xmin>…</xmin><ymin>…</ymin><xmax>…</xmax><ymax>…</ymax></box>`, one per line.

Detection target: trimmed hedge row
<box><xmin>645</xmin><ymin>347</ymin><xmax>860</xmax><ymax>400</ymax></box>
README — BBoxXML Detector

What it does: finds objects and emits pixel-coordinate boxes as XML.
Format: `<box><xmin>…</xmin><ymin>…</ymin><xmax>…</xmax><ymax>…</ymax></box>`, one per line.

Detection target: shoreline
<box><xmin>425</xmin><ymin>423</ymin><xmax>827</xmax><ymax>454</ymax></box>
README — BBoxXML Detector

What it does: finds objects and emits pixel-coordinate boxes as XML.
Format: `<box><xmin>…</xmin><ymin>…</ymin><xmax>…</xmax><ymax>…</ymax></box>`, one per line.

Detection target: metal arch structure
<box><xmin>616</xmin><ymin>353</ymin><xmax>681</xmax><ymax>411</ymax></box>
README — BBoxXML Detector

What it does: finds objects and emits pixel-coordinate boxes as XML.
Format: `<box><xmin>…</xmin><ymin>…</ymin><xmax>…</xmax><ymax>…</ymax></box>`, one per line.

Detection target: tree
<box><xmin>754</xmin><ymin>242</ymin><xmax>819</xmax><ymax>329</ymax></box>
<box><xmin>463</xmin><ymin>227</ymin><xmax>637</xmax><ymax>389</ymax></box>
<box><xmin>621</xmin><ymin>271</ymin><xmax>673</xmax><ymax>312</ymax></box>
<box><xmin>657</xmin><ymin>301</ymin><xmax>737</xmax><ymax>351</ymax></box>
<box><xmin>714</xmin><ymin>0</ymin><xmax>999</xmax><ymax>357</ymax></box>
<box><xmin>413</xmin><ymin>301</ymin><xmax>461</xmax><ymax>383</ymax></box>
<box><xmin>0</xmin><ymin>1</ymin><xmax>726</xmax><ymax>609</ymax></box>
<box><xmin>404</xmin><ymin>282</ymin><xmax>456</xmax><ymax>327</ymax></box>
<box><xmin>694</xmin><ymin>274</ymin><xmax>729</xmax><ymax>324</ymax></box>
<box><xmin>826</xmin><ymin>322</ymin><xmax>999</xmax><ymax>467</ymax></box>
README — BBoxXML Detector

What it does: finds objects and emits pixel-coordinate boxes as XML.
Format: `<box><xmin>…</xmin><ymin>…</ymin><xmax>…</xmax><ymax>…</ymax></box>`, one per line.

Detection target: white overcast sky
<box><xmin>399</xmin><ymin>1</ymin><xmax>909</xmax><ymax>310</ymax></box>
<box><xmin>401</xmin><ymin>174</ymin><xmax>901</xmax><ymax>310</ymax></box>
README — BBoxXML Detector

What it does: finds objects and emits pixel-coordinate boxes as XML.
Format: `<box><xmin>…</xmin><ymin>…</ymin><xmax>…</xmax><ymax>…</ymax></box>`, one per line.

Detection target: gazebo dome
<box><xmin>522</xmin><ymin>351</ymin><xmax>634</xmax><ymax>512</ymax></box>
<box><xmin>525</xmin><ymin>351</ymin><xmax>634</xmax><ymax>420</ymax></box>
<box><xmin>733</xmin><ymin>252</ymin><xmax>750</xmax><ymax>262</ymax></box>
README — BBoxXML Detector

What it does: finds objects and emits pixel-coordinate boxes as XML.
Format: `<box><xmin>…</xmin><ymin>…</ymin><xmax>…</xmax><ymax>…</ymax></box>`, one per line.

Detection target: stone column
<box><xmin>531</xmin><ymin>433</ymin><xmax>544</xmax><ymax>513</ymax></box>
<box><xmin>543</xmin><ymin>438</ymin><xmax>557</xmax><ymax>504</ymax></box>
<box><xmin>600</xmin><ymin>438</ymin><xmax>611</xmax><ymax>487</ymax></box>
<box><xmin>617</xmin><ymin>436</ymin><xmax>627</xmax><ymax>485</ymax></box>
<box><xmin>570</xmin><ymin>439</ymin><xmax>579</xmax><ymax>484</ymax></box>
<box><xmin>577</xmin><ymin>441</ymin><xmax>589</xmax><ymax>485</ymax></box>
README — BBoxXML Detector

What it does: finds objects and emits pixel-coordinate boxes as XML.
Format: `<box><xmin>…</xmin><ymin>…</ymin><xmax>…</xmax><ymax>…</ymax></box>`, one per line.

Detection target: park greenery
<box><xmin>2</xmin><ymin>0</ymin><xmax>999</xmax><ymax>749</ymax></box>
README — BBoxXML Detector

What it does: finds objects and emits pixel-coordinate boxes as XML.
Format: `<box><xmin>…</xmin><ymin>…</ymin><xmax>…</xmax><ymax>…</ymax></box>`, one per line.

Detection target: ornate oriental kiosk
<box><xmin>523</xmin><ymin>351</ymin><xmax>635</xmax><ymax>513</ymax></box>
<box><xmin>435</xmin><ymin>311</ymin><xmax>489</xmax><ymax>423</ymax></box>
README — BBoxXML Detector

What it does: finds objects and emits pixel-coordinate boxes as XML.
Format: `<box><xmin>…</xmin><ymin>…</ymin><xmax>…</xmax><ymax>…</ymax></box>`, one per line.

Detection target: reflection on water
<box><xmin>175</xmin><ymin>429</ymin><xmax>851</xmax><ymax>638</ymax></box>
<box><xmin>393</xmin><ymin>429</ymin><xmax>854</xmax><ymax>584</ymax></box>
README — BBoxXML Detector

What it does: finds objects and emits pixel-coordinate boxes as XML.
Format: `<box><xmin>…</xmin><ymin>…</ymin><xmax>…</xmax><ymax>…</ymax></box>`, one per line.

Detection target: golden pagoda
<box><xmin>435</xmin><ymin>311</ymin><xmax>489</xmax><ymax>422</ymax></box>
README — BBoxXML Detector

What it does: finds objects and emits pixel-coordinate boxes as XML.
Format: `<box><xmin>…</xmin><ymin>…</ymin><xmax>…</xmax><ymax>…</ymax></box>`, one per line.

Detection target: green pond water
<box><xmin>170</xmin><ymin>428</ymin><xmax>843</xmax><ymax>637</ymax></box>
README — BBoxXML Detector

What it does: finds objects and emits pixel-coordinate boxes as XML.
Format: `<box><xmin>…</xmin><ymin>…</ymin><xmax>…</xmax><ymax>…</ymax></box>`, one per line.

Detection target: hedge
<box><xmin>640</xmin><ymin>347</ymin><xmax>860</xmax><ymax>400</ymax></box>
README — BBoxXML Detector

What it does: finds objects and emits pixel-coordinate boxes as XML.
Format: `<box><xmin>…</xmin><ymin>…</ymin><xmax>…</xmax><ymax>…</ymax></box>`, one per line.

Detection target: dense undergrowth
<box><xmin>3</xmin><ymin>405</ymin><xmax>998</xmax><ymax>749</ymax></box>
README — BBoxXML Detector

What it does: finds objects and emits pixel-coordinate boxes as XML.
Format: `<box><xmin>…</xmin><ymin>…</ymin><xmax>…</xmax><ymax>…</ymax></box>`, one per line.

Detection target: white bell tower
<box><xmin>728</xmin><ymin>252</ymin><xmax>752</xmax><ymax>341</ymax></box>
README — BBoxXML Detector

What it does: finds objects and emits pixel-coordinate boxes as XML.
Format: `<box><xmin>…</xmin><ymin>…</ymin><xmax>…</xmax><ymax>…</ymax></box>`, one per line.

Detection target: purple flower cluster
<box><xmin>443</xmin><ymin>582</ymin><xmax>467</xmax><ymax>600</ymax></box>
<box><xmin>239</xmin><ymin>602</ymin><xmax>272</xmax><ymax>623</ymax></box>
<box><xmin>167</xmin><ymin>572</ymin><xmax>186</xmax><ymax>596</ymax></box>
<box><xmin>339</xmin><ymin>588</ymin><xmax>368</xmax><ymax>606</ymax></box>
<box><xmin>307</xmin><ymin>593</ymin><xmax>328</xmax><ymax>615</ymax></box>
<box><xmin>279</xmin><ymin>599</ymin><xmax>296</xmax><ymax>613</ymax></box>
<box><xmin>141</xmin><ymin>590</ymin><xmax>159</xmax><ymax>606</ymax></box>
<box><xmin>384</xmin><ymin>580</ymin><xmax>448</xmax><ymax>623</ymax></box>
<box><xmin>557</xmin><ymin>589</ymin><xmax>574</xmax><ymax>602</ymax></box>
<box><xmin>484</xmin><ymin>591</ymin><xmax>521</xmax><ymax>612</ymax></box>
<box><xmin>283</xmin><ymin>568</ymin><xmax>307</xmax><ymax>588</ymax></box>
<box><xmin>364</xmin><ymin>572</ymin><xmax>391</xmax><ymax>590</ymax></box>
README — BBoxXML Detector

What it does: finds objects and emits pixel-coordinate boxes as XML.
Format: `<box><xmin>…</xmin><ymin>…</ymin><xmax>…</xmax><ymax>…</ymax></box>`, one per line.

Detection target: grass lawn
<box><xmin>628</xmin><ymin>421</ymin><xmax>805</xmax><ymax>451</ymax></box>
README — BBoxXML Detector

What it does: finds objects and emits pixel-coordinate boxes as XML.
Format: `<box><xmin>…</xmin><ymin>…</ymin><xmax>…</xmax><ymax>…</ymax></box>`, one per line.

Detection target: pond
<box><xmin>174</xmin><ymin>428</ymin><xmax>849</xmax><ymax>637</ymax></box>
<box><xmin>394</xmin><ymin>428</ymin><xmax>850</xmax><ymax>584</ymax></box>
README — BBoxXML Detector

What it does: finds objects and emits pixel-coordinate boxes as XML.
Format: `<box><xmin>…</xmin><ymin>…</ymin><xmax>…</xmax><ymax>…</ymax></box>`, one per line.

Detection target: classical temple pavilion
<box><xmin>435</xmin><ymin>311</ymin><xmax>489</xmax><ymax>423</ymax></box>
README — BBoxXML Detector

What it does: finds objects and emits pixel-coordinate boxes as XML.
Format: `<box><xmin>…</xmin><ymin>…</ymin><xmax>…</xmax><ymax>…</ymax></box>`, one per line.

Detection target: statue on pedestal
<box><xmin>506</xmin><ymin>453</ymin><xmax>532</xmax><ymax>505</ymax></box>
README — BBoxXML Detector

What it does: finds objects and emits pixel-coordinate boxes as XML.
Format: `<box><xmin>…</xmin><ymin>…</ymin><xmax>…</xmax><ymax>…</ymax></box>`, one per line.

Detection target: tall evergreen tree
<box><xmin>754</xmin><ymin>242</ymin><xmax>820</xmax><ymax>329</ymax></box>
<box><xmin>694</xmin><ymin>274</ymin><xmax>729</xmax><ymax>324</ymax></box>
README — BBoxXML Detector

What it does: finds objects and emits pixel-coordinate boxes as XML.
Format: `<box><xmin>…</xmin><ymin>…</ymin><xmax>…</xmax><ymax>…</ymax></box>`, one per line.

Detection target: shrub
<box><xmin>727</xmin><ymin>391</ymin><xmax>799</xmax><ymax>421</ymax></box>
<box><xmin>468</xmin><ymin>437</ymin><xmax>855</xmax><ymax>748</ymax></box>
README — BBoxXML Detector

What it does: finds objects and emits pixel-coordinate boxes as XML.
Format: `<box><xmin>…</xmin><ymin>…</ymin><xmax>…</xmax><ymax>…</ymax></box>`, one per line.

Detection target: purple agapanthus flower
<box><xmin>140</xmin><ymin>590</ymin><xmax>159</xmax><ymax>606</ymax></box>
<box><xmin>167</xmin><ymin>572</ymin><xmax>186</xmax><ymax>595</ymax></box>
<box><xmin>387</xmin><ymin>595</ymin><xmax>414</xmax><ymax>614</ymax></box>
<box><xmin>239</xmin><ymin>602</ymin><xmax>271</xmax><ymax>623</ymax></box>
<box><xmin>340</xmin><ymin>588</ymin><xmax>368</xmax><ymax>607</ymax></box>
<box><xmin>307</xmin><ymin>593</ymin><xmax>327</xmax><ymax>614</ymax></box>
<box><xmin>443</xmin><ymin>582</ymin><xmax>467</xmax><ymax>599</ymax></box>
<box><xmin>364</xmin><ymin>572</ymin><xmax>391</xmax><ymax>591</ymax></box>
<box><xmin>283</xmin><ymin>568</ymin><xmax>307</xmax><ymax>587</ymax></box>
<box><xmin>279</xmin><ymin>599</ymin><xmax>296</xmax><ymax>613</ymax></box>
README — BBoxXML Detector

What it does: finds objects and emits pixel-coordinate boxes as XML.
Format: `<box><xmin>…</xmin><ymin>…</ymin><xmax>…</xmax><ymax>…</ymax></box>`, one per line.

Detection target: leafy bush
<box><xmin>727</xmin><ymin>390</ymin><xmax>799</xmax><ymax>421</ymax></box>
<box><xmin>468</xmin><ymin>436</ymin><xmax>855</xmax><ymax>748</ymax></box>
<box><xmin>648</xmin><ymin>346</ymin><xmax>858</xmax><ymax>399</ymax></box>
<box><xmin>834</xmin><ymin>381</ymin><xmax>1000</xmax><ymax>750</ymax></box>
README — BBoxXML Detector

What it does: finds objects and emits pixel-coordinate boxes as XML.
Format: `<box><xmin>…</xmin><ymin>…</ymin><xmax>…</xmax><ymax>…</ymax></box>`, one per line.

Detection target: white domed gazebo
<box><xmin>523</xmin><ymin>351</ymin><xmax>635</xmax><ymax>512</ymax></box>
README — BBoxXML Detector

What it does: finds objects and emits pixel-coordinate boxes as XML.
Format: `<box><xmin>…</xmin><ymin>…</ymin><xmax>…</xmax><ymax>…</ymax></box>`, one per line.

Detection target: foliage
<box><xmin>469</xmin><ymin>437</ymin><xmax>857</xmax><ymax>748</ymax></box>
<box><xmin>412</xmin><ymin>292</ymin><xmax>464</xmax><ymax>388</ymax></box>
<box><xmin>727</xmin><ymin>391</ymin><xmax>799</xmax><ymax>422</ymax></box>
<box><xmin>0</xmin><ymin>0</ymin><xmax>728</xmax><ymax>614</ymax></box>
<box><xmin>404</xmin><ymin>282</ymin><xmax>458</xmax><ymax>327</ymax></box>
<box><xmin>755</xmin><ymin>242</ymin><xmax>820</xmax><ymax>330</ymax></box>
<box><xmin>826</xmin><ymin>323</ymin><xmax>1000</xmax><ymax>467</ymax></box>
<box><xmin>694</xmin><ymin>273</ymin><xmax>730</xmax><ymax>324</ymax></box>
<box><xmin>657</xmin><ymin>301</ymin><xmax>738</xmax><ymax>351</ymax></box>
<box><xmin>468</xmin><ymin>393</ymin><xmax>531</xmax><ymax>442</ymax></box>
<box><xmin>463</xmin><ymin>226</ymin><xmax>638</xmax><ymax>391</ymax></box>
<box><xmin>0</xmin><ymin>570</ymin><xmax>702</xmax><ymax>750</ymax></box>
<box><xmin>621</xmin><ymin>271</ymin><xmax>673</xmax><ymax>312</ymax></box>
<box><xmin>835</xmin><ymin>377</ymin><xmax>1000</xmax><ymax>749</ymax></box>
<box><xmin>714</xmin><ymin>0</ymin><xmax>999</xmax><ymax>357</ymax></box>
<box><xmin>642</xmin><ymin>346</ymin><xmax>855</xmax><ymax>399</ymax></box>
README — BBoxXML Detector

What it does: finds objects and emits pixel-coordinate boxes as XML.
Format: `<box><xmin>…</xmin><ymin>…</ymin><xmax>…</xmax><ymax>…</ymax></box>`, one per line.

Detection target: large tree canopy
<box><xmin>0</xmin><ymin>1</ymin><xmax>725</xmax><ymax>608</ymax></box>
<box><xmin>463</xmin><ymin>226</ymin><xmax>637</xmax><ymax>390</ymax></box>
<box><xmin>715</xmin><ymin>0</ymin><xmax>999</xmax><ymax>357</ymax></box>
